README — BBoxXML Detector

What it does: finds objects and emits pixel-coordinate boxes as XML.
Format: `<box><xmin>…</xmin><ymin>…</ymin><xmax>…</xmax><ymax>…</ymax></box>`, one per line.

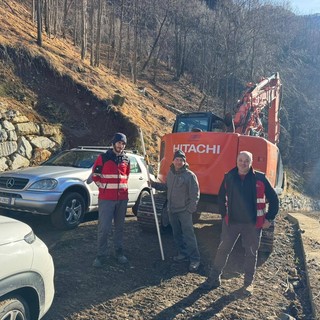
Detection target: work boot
<box><xmin>116</xmin><ymin>249</ymin><xmax>128</xmax><ymax>264</ymax></box>
<box><xmin>199</xmin><ymin>276</ymin><xmax>221</xmax><ymax>290</ymax></box>
<box><xmin>173</xmin><ymin>253</ymin><xmax>188</xmax><ymax>262</ymax></box>
<box><xmin>92</xmin><ymin>255</ymin><xmax>107</xmax><ymax>268</ymax></box>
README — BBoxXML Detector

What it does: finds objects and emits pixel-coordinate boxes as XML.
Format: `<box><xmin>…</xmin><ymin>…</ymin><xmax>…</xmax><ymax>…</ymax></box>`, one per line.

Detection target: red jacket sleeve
<box><xmin>92</xmin><ymin>155</ymin><xmax>103</xmax><ymax>183</ymax></box>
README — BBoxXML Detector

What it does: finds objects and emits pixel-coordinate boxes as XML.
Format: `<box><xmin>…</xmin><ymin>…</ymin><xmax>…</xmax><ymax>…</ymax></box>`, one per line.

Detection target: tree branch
<box><xmin>4</xmin><ymin>0</ymin><xmax>15</xmax><ymax>14</ymax></box>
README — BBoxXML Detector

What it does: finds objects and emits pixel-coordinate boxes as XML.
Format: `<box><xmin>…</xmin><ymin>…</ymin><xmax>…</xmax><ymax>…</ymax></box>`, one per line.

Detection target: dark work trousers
<box><xmin>211</xmin><ymin>219</ymin><xmax>262</xmax><ymax>285</ymax></box>
<box><xmin>97</xmin><ymin>199</ymin><xmax>128</xmax><ymax>257</ymax></box>
<box><xmin>169</xmin><ymin>211</ymin><xmax>200</xmax><ymax>263</ymax></box>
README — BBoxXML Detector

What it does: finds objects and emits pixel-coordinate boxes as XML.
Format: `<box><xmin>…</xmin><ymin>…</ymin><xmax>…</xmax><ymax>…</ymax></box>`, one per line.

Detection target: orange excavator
<box><xmin>137</xmin><ymin>73</ymin><xmax>284</xmax><ymax>252</ymax></box>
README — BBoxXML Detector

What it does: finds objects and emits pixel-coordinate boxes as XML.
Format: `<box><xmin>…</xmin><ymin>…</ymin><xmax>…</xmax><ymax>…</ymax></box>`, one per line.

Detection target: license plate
<box><xmin>0</xmin><ymin>196</ymin><xmax>10</xmax><ymax>204</ymax></box>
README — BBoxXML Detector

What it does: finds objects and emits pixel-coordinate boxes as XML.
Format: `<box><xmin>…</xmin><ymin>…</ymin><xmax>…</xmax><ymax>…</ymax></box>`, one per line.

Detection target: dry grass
<box><xmin>0</xmin><ymin>0</ymin><xmax>208</xmax><ymax>156</ymax></box>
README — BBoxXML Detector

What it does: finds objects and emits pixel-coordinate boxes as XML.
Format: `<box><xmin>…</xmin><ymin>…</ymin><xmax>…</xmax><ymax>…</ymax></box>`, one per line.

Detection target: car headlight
<box><xmin>24</xmin><ymin>230</ymin><xmax>36</xmax><ymax>244</ymax></box>
<box><xmin>28</xmin><ymin>179</ymin><xmax>58</xmax><ymax>190</ymax></box>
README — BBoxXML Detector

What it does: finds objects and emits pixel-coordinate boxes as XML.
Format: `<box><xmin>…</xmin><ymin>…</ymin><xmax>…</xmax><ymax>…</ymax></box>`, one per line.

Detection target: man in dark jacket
<box><xmin>152</xmin><ymin>149</ymin><xmax>201</xmax><ymax>272</ymax></box>
<box><xmin>91</xmin><ymin>133</ymin><xmax>130</xmax><ymax>268</ymax></box>
<box><xmin>201</xmin><ymin>151</ymin><xmax>279</xmax><ymax>294</ymax></box>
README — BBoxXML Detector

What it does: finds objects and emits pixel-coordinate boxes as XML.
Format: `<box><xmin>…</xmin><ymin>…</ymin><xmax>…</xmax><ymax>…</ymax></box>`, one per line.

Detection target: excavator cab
<box><xmin>173</xmin><ymin>112</ymin><xmax>226</xmax><ymax>133</ymax></box>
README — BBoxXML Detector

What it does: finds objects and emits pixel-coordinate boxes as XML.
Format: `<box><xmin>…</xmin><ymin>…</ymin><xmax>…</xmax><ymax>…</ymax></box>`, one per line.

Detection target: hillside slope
<box><xmin>0</xmin><ymin>0</ymin><xmax>207</xmax><ymax>160</ymax></box>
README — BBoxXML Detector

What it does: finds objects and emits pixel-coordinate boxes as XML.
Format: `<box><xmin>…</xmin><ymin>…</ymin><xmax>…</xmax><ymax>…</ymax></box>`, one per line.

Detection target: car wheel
<box><xmin>51</xmin><ymin>192</ymin><xmax>86</xmax><ymax>230</ymax></box>
<box><xmin>132</xmin><ymin>189</ymin><xmax>150</xmax><ymax>216</ymax></box>
<box><xmin>0</xmin><ymin>296</ymin><xmax>30</xmax><ymax>320</ymax></box>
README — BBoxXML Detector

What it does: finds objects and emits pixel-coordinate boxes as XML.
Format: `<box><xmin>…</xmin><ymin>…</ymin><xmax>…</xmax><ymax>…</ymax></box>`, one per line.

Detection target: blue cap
<box><xmin>112</xmin><ymin>132</ymin><xmax>127</xmax><ymax>145</ymax></box>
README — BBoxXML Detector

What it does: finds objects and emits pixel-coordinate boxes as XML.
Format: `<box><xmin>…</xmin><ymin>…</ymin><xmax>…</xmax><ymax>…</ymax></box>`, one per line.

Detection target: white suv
<box><xmin>0</xmin><ymin>215</ymin><xmax>54</xmax><ymax>320</ymax></box>
<box><xmin>0</xmin><ymin>147</ymin><xmax>153</xmax><ymax>230</ymax></box>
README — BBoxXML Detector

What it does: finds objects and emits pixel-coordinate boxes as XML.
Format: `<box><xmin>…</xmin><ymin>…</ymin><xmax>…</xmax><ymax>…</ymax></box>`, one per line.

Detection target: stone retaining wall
<box><xmin>280</xmin><ymin>193</ymin><xmax>320</xmax><ymax>212</ymax></box>
<box><xmin>0</xmin><ymin>109</ymin><xmax>63</xmax><ymax>171</ymax></box>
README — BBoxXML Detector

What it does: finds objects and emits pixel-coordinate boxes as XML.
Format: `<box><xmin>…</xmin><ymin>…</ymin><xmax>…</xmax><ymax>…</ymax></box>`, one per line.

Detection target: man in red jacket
<box><xmin>200</xmin><ymin>151</ymin><xmax>279</xmax><ymax>294</ymax></box>
<box><xmin>92</xmin><ymin>133</ymin><xmax>130</xmax><ymax>267</ymax></box>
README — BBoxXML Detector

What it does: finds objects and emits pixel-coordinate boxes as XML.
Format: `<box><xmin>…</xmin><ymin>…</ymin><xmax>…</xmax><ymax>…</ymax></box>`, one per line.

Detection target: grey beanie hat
<box><xmin>173</xmin><ymin>149</ymin><xmax>186</xmax><ymax>161</ymax></box>
<box><xmin>112</xmin><ymin>132</ymin><xmax>127</xmax><ymax>145</ymax></box>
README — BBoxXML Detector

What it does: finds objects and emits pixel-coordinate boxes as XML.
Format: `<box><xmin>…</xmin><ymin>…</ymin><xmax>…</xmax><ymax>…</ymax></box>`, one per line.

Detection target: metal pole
<box><xmin>139</xmin><ymin>128</ymin><xmax>165</xmax><ymax>261</ymax></box>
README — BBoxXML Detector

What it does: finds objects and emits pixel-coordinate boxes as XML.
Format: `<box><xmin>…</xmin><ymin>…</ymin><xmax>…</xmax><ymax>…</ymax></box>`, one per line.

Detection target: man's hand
<box><xmin>262</xmin><ymin>219</ymin><xmax>272</xmax><ymax>229</ymax></box>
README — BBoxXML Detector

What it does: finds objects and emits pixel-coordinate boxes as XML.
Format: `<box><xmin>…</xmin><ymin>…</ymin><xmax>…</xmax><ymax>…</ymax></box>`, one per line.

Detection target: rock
<box><xmin>40</xmin><ymin>123</ymin><xmax>61</xmax><ymax>137</ymax></box>
<box><xmin>1</xmin><ymin>120</ymin><xmax>15</xmax><ymax>131</ymax></box>
<box><xmin>279</xmin><ymin>313</ymin><xmax>296</xmax><ymax>320</ymax></box>
<box><xmin>4</xmin><ymin>109</ymin><xmax>16</xmax><ymax>120</ymax></box>
<box><xmin>7</xmin><ymin>130</ymin><xmax>17</xmax><ymax>141</ymax></box>
<box><xmin>0</xmin><ymin>129</ymin><xmax>8</xmax><ymax>142</ymax></box>
<box><xmin>0</xmin><ymin>141</ymin><xmax>18</xmax><ymax>157</ymax></box>
<box><xmin>28</xmin><ymin>136</ymin><xmax>56</xmax><ymax>149</ymax></box>
<box><xmin>11</xmin><ymin>115</ymin><xmax>29</xmax><ymax>123</ymax></box>
<box><xmin>17</xmin><ymin>136</ymin><xmax>33</xmax><ymax>159</ymax></box>
<box><xmin>0</xmin><ymin>157</ymin><xmax>8</xmax><ymax>171</ymax></box>
<box><xmin>112</xmin><ymin>94</ymin><xmax>125</xmax><ymax>106</ymax></box>
<box><xmin>31</xmin><ymin>148</ymin><xmax>52</xmax><ymax>165</ymax></box>
<box><xmin>10</xmin><ymin>153</ymin><xmax>30</xmax><ymax>170</ymax></box>
<box><xmin>15</xmin><ymin>122</ymin><xmax>40</xmax><ymax>135</ymax></box>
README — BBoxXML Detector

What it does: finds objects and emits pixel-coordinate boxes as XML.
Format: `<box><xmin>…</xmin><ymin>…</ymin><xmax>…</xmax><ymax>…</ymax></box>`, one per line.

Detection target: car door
<box><xmin>127</xmin><ymin>155</ymin><xmax>146</xmax><ymax>205</ymax></box>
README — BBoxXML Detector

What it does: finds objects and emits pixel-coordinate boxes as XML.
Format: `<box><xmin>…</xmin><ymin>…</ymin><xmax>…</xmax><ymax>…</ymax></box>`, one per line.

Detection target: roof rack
<box><xmin>75</xmin><ymin>146</ymin><xmax>140</xmax><ymax>155</ymax></box>
<box><xmin>76</xmin><ymin>146</ymin><xmax>110</xmax><ymax>150</ymax></box>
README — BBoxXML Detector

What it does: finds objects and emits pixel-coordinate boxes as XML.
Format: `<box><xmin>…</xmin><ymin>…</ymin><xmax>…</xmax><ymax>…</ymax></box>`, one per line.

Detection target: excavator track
<box><xmin>137</xmin><ymin>192</ymin><xmax>274</xmax><ymax>252</ymax></box>
<box><xmin>137</xmin><ymin>193</ymin><xmax>168</xmax><ymax>231</ymax></box>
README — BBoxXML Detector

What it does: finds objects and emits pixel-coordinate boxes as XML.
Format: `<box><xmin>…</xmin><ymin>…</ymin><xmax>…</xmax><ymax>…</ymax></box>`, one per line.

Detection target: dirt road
<box><xmin>14</xmin><ymin>210</ymin><xmax>314</xmax><ymax>320</ymax></box>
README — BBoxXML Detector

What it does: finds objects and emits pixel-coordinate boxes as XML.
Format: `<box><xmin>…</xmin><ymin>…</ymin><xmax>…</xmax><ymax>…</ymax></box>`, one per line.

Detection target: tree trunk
<box><xmin>53</xmin><ymin>0</ymin><xmax>58</xmax><ymax>36</ymax></box>
<box><xmin>81</xmin><ymin>0</ymin><xmax>87</xmax><ymax>60</ymax></box>
<box><xmin>37</xmin><ymin>0</ymin><xmax>42</xmax><ymax>46</ymax></box>
<box><xmin>95</xmin><ymin>0</ymin><xmax>103</xmax><ymax>67</ymax></box>
<box><xmin>132</xmin><ymin>0</ymin><xmax>138</xmax><ymax>83</ymax></box>
<box><xmin>43</xmin><ymin>0</ymin><xmax>51</xmax><ymax>37</ymax></box>
<box><xmin>73</xmin><ymin>0</ymin><xmax>78</xmax><ymax>46</ymax></box>
<box><xmin>110</xmin><ymin>4</ymin><xmax>117</xmax><ymax>70</ymax></box>
<box><xmin>174</xmin><ymin>19</ymin><xmax>181</xmax><ymax>80</ymax></box>
<box><xmin>117</xmin><ymin>0</ymin><xmax>125</xmax><ymax>77</ymax></box>
<box><xmin>32</xmin><ymin>0</ymin><xmax>36</xmax><ymax>22</ymax></box>
<box><xmin>89</xmin><ymin>2</ymin><xmax>95</xmax><ymax>66</ymax></box>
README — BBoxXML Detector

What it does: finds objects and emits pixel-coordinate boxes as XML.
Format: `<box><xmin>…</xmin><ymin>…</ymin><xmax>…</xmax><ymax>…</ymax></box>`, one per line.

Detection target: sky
<box><xmin>289</xmin><ymin>0</ymin><xmax>320</xmax><ymax>14</ymax></box>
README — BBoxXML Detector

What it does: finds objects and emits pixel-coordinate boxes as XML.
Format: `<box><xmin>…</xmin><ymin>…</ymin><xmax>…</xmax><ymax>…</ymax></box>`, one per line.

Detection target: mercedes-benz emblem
<box><xmin>6</xmin><ymin>178</ymin><xmax>15</xmax><ymax>189</ymax></box>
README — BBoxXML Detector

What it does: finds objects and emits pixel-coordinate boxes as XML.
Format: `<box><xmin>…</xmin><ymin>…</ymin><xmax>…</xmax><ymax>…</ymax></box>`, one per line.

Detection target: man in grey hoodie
<box><xmin>152</xmin><ymin>149</ymin><xmax>201</xmax><ymax>272</ymax></box>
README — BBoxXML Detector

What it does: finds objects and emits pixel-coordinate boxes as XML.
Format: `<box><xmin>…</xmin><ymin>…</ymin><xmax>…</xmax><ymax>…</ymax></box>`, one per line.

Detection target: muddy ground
<box><xmin>8</xmin><ymin>209</ymin><xmax>314</xmax><ymax>320</ymax></box>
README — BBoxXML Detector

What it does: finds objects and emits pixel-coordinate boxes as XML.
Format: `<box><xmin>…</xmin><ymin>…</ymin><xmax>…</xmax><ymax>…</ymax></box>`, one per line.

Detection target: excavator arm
<box><xmin>233</xmin><ymin>73</ymin><xmax>282</xmax><ymax>145</ymax></box>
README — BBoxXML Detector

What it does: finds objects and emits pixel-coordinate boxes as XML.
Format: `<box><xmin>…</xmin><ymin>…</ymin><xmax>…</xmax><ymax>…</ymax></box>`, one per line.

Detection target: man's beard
<box><xmin>114</xmin><ymin>145</ymin><xmax>124</xmax><ymax>154</ymax></box>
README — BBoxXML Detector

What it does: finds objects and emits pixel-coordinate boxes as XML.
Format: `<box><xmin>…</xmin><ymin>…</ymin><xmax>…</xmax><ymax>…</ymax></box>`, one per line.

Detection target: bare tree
<box><xmin>32</xmin><ymin>0</ymin><xmax>36</xmax><ymax>21</ymax></box>
<box><xmin>81</xmin><ymin>0</ymin><xmax>87</xmax><ymax>60</ymax></box>
<box><xmin>73</xmin><ymin>0</ymin><xmax>78</xmax><ymax>45</ymax></box>
<box><xmin>62</xmin><ymin>0</ymin><xmax>74</xmax><ymax>38</ymax></box>
<box><xmin>132</xmin><ymin>0</ymin><xmax>139</xmax><ymax>83</ymax></box>
<box><xmin>94</xmin><ymin>0</ymin><xmax>103</xmax><ymax>66</ymax></box>
<box><xmin>117</xmin><ymin>0</ymin><xmax>125</xmax><ymax>77</ymax></box>
<box><xmin>37</xmin><ymin>0</ymin><xmax>43</xmax><ymax>46</ymax></box>
<box><xmin>141</xmin><ymin>10</ymin><xmax>168</xmax><ymax>73</ymax></box>
<box><xmin>43</xmin><ymin>0</ymin><xmax>51</xmax><ymax>37</ymax></box>
<box><xmin>89</xmin><ymin>1</ymin><xmax>96</xmax><ymax>66</ymax></box>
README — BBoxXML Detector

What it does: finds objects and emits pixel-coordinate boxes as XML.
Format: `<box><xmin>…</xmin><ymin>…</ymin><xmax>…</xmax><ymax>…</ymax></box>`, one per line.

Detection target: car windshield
<box><xmin>42</xmin><ymin>150</ymin><xmax>101</xmax><ymax>168</ymax></box>
<box><xmin>175</xmin><ymin>115</ymin><xmax>210</xmax><ymax>132</ymax></box>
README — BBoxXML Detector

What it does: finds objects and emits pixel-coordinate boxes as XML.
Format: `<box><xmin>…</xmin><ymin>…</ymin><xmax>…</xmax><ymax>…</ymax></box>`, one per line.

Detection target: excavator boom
<box><xmin>233</xmin><ymin>72</ymin><xmax>281</xmax><ymax>144</ymax></box>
